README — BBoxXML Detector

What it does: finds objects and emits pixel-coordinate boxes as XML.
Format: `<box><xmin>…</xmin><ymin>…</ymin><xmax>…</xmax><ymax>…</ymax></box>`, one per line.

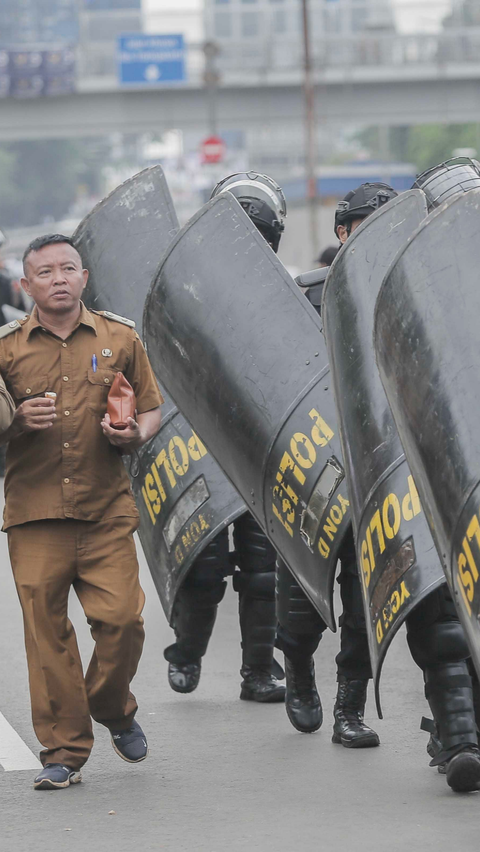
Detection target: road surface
<box><xmin>0</xmin><ymin>518</ymin><xmax>478</xmax><ymax>851</ymax></box>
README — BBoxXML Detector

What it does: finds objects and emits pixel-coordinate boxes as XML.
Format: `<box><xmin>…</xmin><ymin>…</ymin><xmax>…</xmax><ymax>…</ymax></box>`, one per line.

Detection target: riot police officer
<box><xmin>164</xmin><ymin>175</ymin><xmax>379</xmax><ymax>750</ymax></box>
<box><xmin>276</xmin><ymin>185</ymin><xmax>399</xmax><ymax>747</ymax></box>
<box><xmin>163</xmin><ymin>174</ymin><xmax>288</xmax><ymax>703</ymax></box>
<box><xmin>318</xmin><ymin>180</ymin><xmax>480</xmax><ymax>792</ymax></box>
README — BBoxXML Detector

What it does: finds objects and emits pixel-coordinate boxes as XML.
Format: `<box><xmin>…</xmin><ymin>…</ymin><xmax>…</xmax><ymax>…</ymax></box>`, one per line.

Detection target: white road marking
<box><xmin>0</xmin><ymin>712</ymin><xmax>41</xmax><ymax>771</ymax></box>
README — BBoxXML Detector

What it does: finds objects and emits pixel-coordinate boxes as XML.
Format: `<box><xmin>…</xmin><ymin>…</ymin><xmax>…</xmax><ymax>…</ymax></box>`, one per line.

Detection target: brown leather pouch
<box><xmin>107</xmin><ymin>372</ymin><xmax>137</xmax><ymax>430</ymax></box>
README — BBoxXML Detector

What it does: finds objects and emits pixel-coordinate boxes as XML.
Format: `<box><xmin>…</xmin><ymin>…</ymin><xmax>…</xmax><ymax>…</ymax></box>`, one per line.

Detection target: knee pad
<box><xmin>183</xmin><ymin>529</ymin><xmax>230</xmax><ymax>589</ymax></box>
<box><xmin>276</xmin><ymin>558</ymin><xmax>326</xmax><ymax>635</ymax></box>
<box><xmin>179</xmin><ymin>576</ymin><xmax>227</xmax><ymax>608</ymax></box>
<box><xmin>233</xmin><ymin>513</ymin><xmax>276</xmax><ymax>572</ymax></box>
<box><xmin>233</xmin><ymin>568</ymin><xmax>275</xmax><ymax>600</ymax></box>
<box><xmin>407</xmin><ymin>619</ymin><xmax>470</xmax><ymax>671</ymax></box>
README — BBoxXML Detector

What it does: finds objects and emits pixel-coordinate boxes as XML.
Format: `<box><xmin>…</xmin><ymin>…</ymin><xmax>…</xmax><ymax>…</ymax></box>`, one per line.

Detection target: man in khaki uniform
<box><xmin>0</xmin><ymin>233</ymin><xmax>163</xmax><ymax>790</ymax></box>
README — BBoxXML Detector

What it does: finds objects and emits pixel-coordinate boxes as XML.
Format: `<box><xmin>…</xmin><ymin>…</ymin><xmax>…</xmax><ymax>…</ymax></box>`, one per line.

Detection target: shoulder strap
<box><xmin>0</xmin><ymin>319</ymin><xmax>23</xmax><ymax>340</ymax></box>
<box><xmin>93</xmin><ymin>310</ymin><xmax>136</xmax><ymax>329</ymax></box>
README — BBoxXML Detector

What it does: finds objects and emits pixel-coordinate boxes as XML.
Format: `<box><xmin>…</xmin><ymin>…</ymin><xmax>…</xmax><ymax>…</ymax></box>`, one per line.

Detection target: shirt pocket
<box><xmin>87</xmin><ymin>367</ymin><xmax>116</xmax><ymax>415</ymax></box>
<box><xmin>10</xmin><ymin>374</ymin><xmax>49</xmax><ymax>402</ymax></box>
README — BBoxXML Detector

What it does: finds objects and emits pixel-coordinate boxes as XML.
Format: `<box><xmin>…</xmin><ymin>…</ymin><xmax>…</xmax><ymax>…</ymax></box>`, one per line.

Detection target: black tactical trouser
<box><xmin>276</xmin><ymin>526</ymin><xmax>372</xmax><ymax>681</ymax></box>
<box><xmin>276</xmin><ymin>524</ymin><xmax>475</xmax><ymax>687</ymax></box>
<box><xmin>165</xmin><ymin>511</ymin><xmax>277</xmax><ymax>669</ymax></box>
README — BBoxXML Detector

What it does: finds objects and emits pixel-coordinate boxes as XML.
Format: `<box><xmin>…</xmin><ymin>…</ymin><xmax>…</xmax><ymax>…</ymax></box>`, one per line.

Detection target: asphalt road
<box><xmin>0</xmin><ymin>521</ymin><xmax>478</xmax><ymax>851</ymax></box>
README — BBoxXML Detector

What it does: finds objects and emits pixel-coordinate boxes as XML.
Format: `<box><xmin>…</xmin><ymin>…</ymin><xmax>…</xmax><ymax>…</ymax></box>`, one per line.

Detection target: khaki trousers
<box><xmin>8</xmin><ymin>516</ymin><xmax>145</xmax><ymax>771</ymax></box>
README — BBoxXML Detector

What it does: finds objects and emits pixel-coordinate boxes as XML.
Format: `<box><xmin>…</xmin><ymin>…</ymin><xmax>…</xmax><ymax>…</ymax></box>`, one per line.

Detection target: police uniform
<box><xmin>165</xmin><ymin>511</ymin><xmax>281</xmax><ymax>695</ymax></box>
<box><xmin>163</xmin><ymin>172</ymin><xmax>290</xmax><ymax>703</ymax></box>
<box><xmin>0</xmin><ymin>303</ymin><xmax>163</xmax><ymax>771</ymax></box>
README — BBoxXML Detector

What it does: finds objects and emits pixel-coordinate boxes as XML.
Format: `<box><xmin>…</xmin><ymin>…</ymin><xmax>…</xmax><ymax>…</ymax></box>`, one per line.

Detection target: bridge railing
<box><xmin>214</xmin><ymin>29</ymin><xmax>480</xmax><ymax>74</ymax></box>
<box><xmin>77</xmin><ymin>28</ymin><xmax>480</xmax><ymax>90</ymax></box>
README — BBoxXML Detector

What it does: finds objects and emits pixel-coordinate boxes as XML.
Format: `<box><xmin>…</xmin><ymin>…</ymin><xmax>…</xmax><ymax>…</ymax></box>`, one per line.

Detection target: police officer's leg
<box><xmin>407</xmin><ymin>584</ymin><xmax>480</xmax><ymax>792</ymax></box>
<box><xmin>163</xmin><ymin>528</ymin><xmax>229</xmax><ymax>693</ymax></box>
<box><xmin>332</xmin><ymin>527</ymin><xmax>380</xmax><ymax>748</ymax></box>
<box><xmin>467</xmin><ymin>657</ymin><xmax>480</xmax><ymax>732</ymax></box>
<box><xmin>233</xmin><ymin>513</ymin><xmax>285</xmax><ymax>702</ymax></box>
<box><xmin>276</xmin><ymin>557</ymin><xmax>325</xmax><ymax>732</ymax></box>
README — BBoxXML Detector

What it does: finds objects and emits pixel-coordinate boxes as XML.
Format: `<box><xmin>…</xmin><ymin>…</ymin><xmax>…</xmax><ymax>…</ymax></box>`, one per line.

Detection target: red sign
<box><xmin>200</xmin><ymin>135</ymin><xmax>226</xmax><ymax>165</ymax></box>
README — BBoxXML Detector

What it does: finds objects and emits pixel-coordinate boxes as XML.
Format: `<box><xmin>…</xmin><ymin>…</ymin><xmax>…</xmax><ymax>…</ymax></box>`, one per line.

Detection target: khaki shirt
<box><xmin>0</xmin><ymin>303</ymin><xmax>163</xmax><ymax>529</ymax></box>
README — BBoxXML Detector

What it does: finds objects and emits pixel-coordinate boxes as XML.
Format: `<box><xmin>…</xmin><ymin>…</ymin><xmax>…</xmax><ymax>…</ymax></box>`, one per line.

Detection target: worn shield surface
<box><xmin>144</xmin><ymin>193</ymin><xmax>353</xmax><ymax>630</ymax></box>
<box><xmin>74</xmin><ymin>166</ymin><xmax>178</xmax><ymax>329</ymax></box>
<box><xmin>323</xmin><ymin>190</ymin><xmax>445</xmax><ymax>710</ymax></box>
<box><xmin>374</xmin><ymin>189</ymin><xmax>480</xmax><ymax>680</ymax></box>
<box><xmin>73</xmin><ymin>167</ymin><xmax>246</xmax><ymax>621</ymax></box>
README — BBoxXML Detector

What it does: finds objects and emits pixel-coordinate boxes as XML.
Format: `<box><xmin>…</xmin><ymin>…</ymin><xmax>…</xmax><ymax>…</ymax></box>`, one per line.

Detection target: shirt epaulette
<box><xmin>0</xmin><ymin>319</ymin><xmax>24</xmax><ymax>340</ymax></box>
<box><xmin>92</xmin><ymin>310</ymin><xmax>136</xmax><ymax>329</ymax></box>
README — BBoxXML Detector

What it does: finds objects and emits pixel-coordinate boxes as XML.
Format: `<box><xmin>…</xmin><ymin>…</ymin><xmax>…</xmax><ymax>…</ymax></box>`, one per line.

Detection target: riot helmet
<box><xmin>413</xmin><ymin>157</ymin><xmax>480</xmax><ymax>211</ymax></box>
<box><xmin>334</xmin><ymin>182</ymin><xmax>398</xmax><ymax>238</ymax></box>
<box><xmin>210</xmin><ymin>171</ymin><xmax>286</xmax><ymax>252</ymax></box>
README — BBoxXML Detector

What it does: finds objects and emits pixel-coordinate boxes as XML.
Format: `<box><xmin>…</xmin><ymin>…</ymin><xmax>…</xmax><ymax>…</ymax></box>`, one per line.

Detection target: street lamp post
<box><xmin>301</xmin><ymin>0</ymin><xmax>319</xmax><ymax>260</ymax></box>
<box><xmin>203</xmin><ymin>40</ymin><xmax>221</xmax><ymax>136</ymax></box>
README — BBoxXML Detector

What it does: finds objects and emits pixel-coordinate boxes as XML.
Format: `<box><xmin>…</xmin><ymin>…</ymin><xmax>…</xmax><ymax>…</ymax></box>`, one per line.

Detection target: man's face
<box><xmin>336</xmin><ymin>217</ymin><xmax>365</xmax><ymax>244</ymax></box>
<box><xmin>21</xmin><ymin>243</ymin><xmax>88</xmax><ymax>314</ymax></box>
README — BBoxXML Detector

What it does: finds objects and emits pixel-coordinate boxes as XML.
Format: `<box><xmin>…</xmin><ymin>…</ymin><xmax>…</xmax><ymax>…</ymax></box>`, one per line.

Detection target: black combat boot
<box><xmin>165</xmin><ymin>659</ymin><xmax>202</xmax><ymax>694</ymax></box>
<box><xmin>240</xmin><ymin>665</ymin><xmax>286</xmax><ymax>703</ymax></box>
<box><xmin>425</xmin><ymin>663</ymin><xmax>480</xmax><ymax>792</ymax></box>
<box><xmin>332</xmin><ymin>676</ymin><xmax>380</xmax><ymax>748</ymax></box>
<box><xmin>284</xmin><ymin>656</ymin><xmax>322</xmax><ymax>732</ymax></box>
<box><xmin>238</xmin><ymin>589</ymin><xmax>286</xmax><ymax>703</ymax></box>
<box><xmin>164</xmin><ymin>583</ymin><xmax>225</xmax><ymax>694</ymax></box>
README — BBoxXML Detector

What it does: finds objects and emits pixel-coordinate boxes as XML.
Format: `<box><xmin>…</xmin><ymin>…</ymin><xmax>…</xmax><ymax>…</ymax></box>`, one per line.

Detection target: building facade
<box><xmin>204</xmin><ymin>0</ymin><xmax>395</xmax><ymax>76</ymax></box>
<box><xmin>0</xmin><ymin>0</ymin><xmax>78</xmax><ymax>46</ymax></box>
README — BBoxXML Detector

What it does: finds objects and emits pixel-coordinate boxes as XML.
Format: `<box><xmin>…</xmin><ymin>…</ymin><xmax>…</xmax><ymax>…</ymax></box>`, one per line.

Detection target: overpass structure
<box><xmin>2</xmin><ymin>30</ymin><xmax>480</xmax><ymax>142</ymax></box>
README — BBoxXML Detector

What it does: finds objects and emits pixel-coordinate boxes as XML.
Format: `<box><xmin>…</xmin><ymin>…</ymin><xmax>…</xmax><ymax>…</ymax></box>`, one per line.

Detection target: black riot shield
<box><xmin>374</xmin><ymin>189</ymin><xmax>480</xmax><ymax>681</ymax></box>
<box><xmin>73</xmin><ymin>167</ymin><xmax>246</xmax><ymax>621</ymax></box>
<box><xmin>74</xmin><ymin>166</ymin><xmax>178</xmax><ymax>330</ymax></box>
<box><xmin>322</xmin><ymin>190</ymin><xmax>445</xmax><ymax>712</ymax></box>
<box><xmin>144</xmin><ymin>193</ymin><xmax>352</xmax><ymax>631</ymax></box>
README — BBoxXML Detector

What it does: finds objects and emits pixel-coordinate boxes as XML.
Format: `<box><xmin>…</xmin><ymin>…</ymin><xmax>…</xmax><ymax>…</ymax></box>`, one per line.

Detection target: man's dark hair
<box><xmin>22</xmin><ymin>234</ymin><xmax>77</xmax><ymax>271</ymax></box>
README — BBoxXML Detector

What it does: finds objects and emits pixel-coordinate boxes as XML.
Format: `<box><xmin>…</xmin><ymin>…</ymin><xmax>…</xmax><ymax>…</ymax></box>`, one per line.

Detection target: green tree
<box><xmin>407</xmin><ymin>124</ymin><xmax>479</xmax><ymax>172</ymax></box>
<box><xmin>0</xmin><ymin>139</ymin><xmax>83</xmax><ymax>229</ymax></box>
<box><xmin>353</xmin><ymin>123</ymin><xmax>480</xmax><ymax>173</ymax></box>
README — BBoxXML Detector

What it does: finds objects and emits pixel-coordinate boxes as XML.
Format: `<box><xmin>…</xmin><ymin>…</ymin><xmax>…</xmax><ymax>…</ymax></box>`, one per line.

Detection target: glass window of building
<box><xmin>214</xmin><ymin>11</ymin><xmax>232</xmax><ymax>36</ymax></box>
<box><xmin>241</xmin><ymin>11</ymin><xmax>260</xmax><ymax>36</ymax></box>
<box><xmin>272</xmin><ymin>9</ymin><xmax>286</xmax><ymax>34</ymax></box>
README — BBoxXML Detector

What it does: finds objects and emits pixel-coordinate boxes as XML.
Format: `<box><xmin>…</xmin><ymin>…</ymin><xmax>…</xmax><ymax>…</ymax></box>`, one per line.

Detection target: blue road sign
<box><xmin>118</xmin><ymin>34</ymin><xmax>185</xmax><ymax>85</ymax></box>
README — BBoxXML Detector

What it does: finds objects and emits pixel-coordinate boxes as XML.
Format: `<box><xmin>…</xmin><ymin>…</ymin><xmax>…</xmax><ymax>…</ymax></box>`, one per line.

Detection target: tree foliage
<box><xmin>355</xmin><ymin>123</ymin><xmax>480</xmax><ymax>173</ymax></box>
<box><xmin>0</xmin><ymin>138</ymin><xmax>110</xmax><ymax>230</ymax></box>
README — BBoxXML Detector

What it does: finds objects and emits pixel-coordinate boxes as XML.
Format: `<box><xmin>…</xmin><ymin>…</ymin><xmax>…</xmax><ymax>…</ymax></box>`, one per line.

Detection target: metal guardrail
<box><xmin>214</xmin><ymin>30</ymin><xmax>480</xmax><ymax>73</ymax></box>
<box><xmin>76</xmin><ymin>28</ymin><xmax>480</xmax><ymax>90</ymax></box>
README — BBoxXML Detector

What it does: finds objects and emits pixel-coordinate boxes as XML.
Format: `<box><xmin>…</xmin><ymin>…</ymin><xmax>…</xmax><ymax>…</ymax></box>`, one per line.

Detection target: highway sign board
<box><xmin>118</xmin><ymin>34</ymin><xmax>185</xmax><ymax>86</ymax></box>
